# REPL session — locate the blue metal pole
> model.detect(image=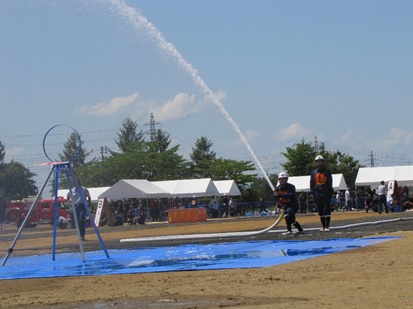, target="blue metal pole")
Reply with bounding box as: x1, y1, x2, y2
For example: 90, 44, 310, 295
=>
1, 166, 54, 266
68, 168, 110, 259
